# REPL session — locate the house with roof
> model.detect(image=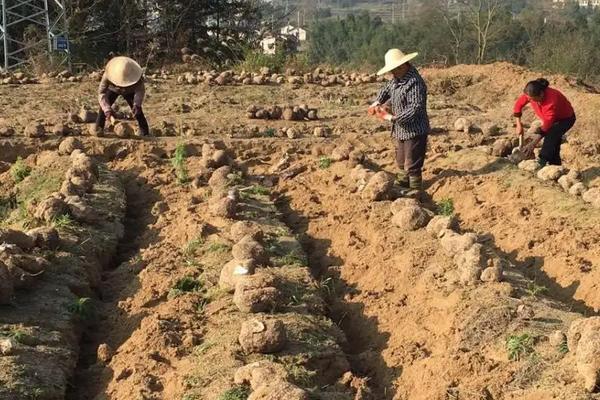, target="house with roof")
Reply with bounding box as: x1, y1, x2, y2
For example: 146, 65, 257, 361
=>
281, 24, 307, 42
